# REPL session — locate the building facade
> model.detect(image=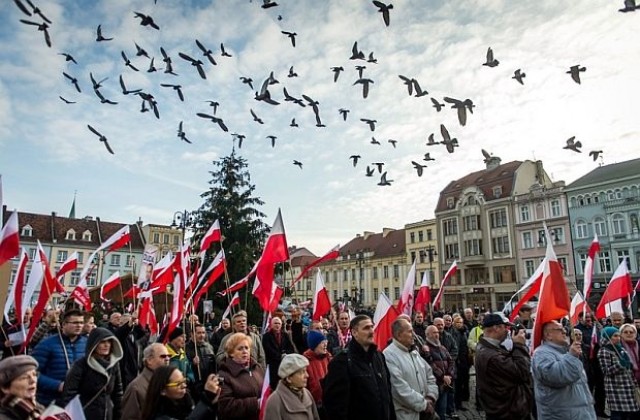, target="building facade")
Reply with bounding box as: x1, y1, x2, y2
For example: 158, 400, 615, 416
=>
405, 219, 440, 289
